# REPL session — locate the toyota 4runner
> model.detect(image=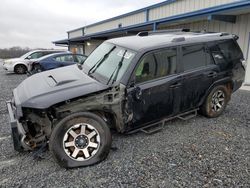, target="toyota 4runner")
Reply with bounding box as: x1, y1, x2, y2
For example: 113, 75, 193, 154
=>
6, 29, 245, 168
